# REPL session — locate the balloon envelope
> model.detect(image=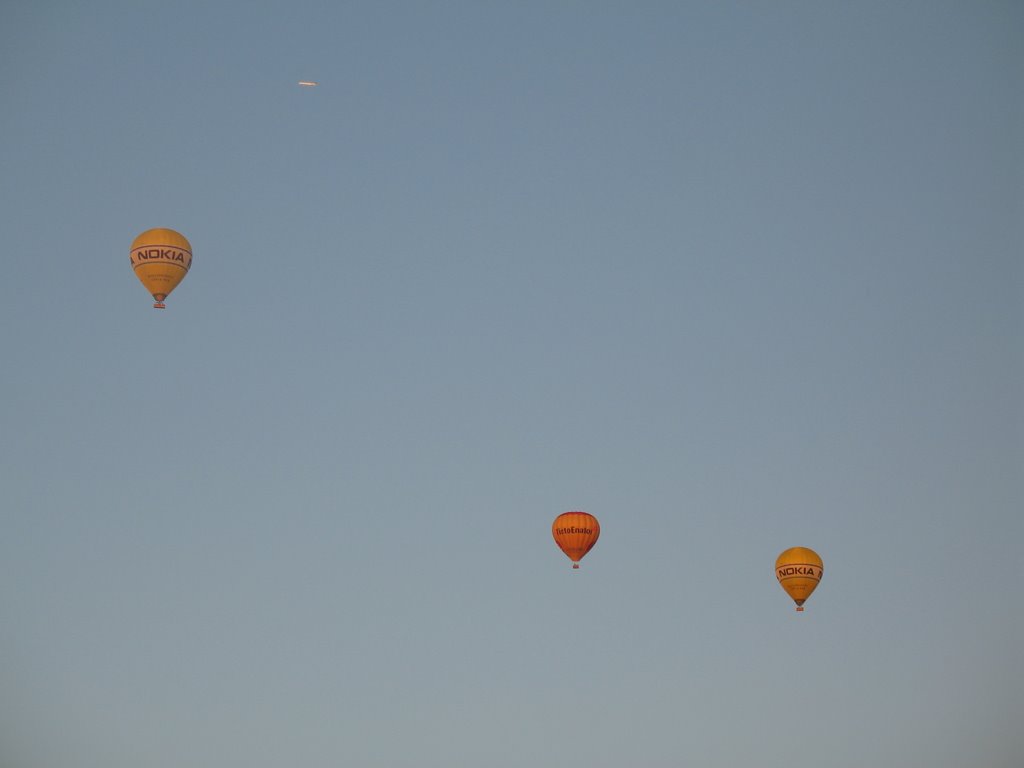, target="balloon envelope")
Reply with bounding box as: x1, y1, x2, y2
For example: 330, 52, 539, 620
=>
130, 228, 192, 308
775, 546, 823, 611
552, 511, 600, 569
